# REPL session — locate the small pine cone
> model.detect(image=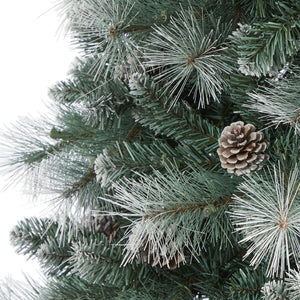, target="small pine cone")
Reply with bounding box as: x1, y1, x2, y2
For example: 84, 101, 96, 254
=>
217, 121, 269, 176
91, 215, 120, 243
